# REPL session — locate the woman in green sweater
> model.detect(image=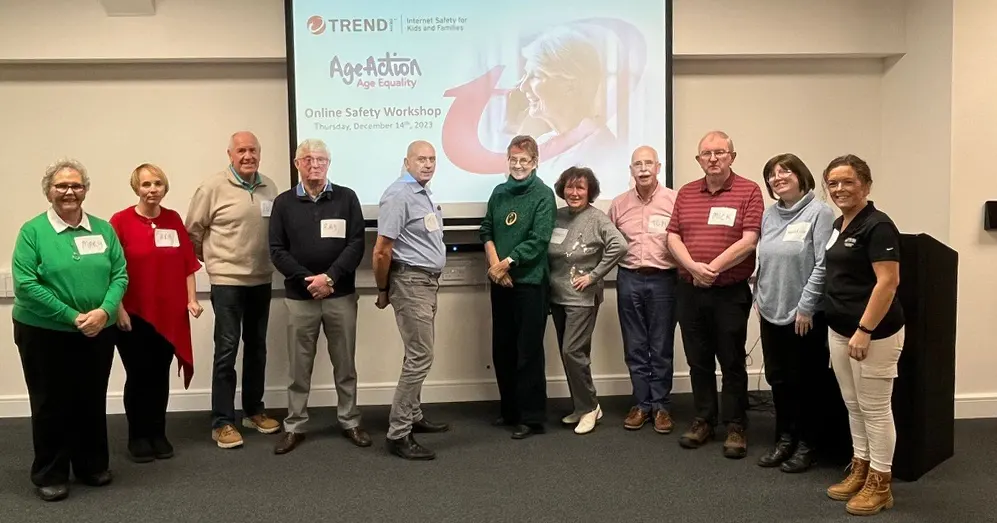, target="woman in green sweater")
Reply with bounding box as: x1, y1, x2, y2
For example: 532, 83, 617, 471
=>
11, 159, 128, 502
480, 135, 556, 439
